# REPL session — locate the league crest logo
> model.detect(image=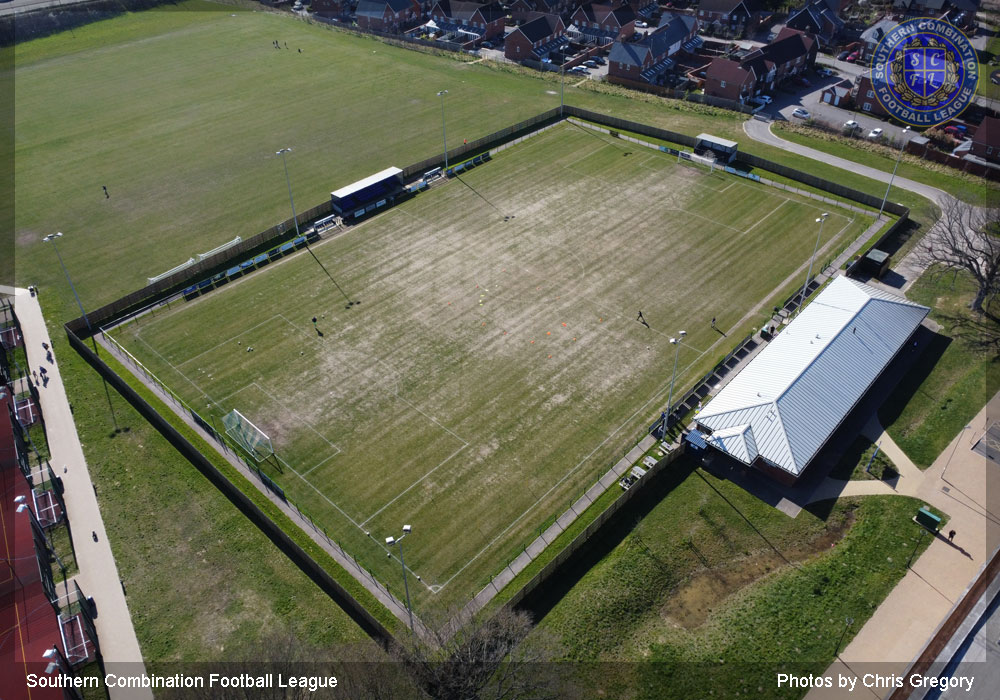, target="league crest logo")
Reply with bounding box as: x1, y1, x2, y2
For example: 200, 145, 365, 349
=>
870, 18, 978, 127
